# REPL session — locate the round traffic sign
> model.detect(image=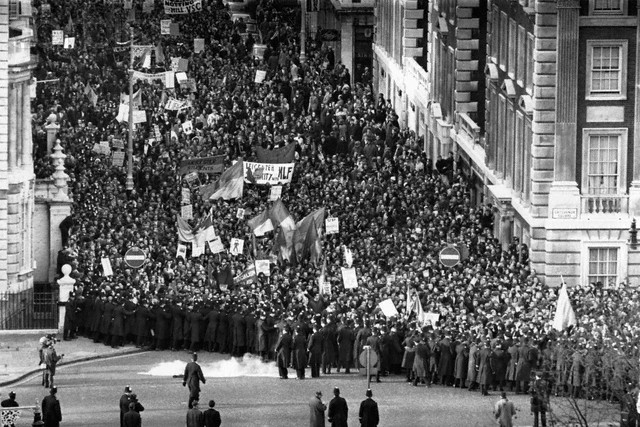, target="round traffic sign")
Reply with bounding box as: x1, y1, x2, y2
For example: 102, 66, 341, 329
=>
439, 246, 460, 268
359, 349, 379, 369
124, 247, 146, 269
